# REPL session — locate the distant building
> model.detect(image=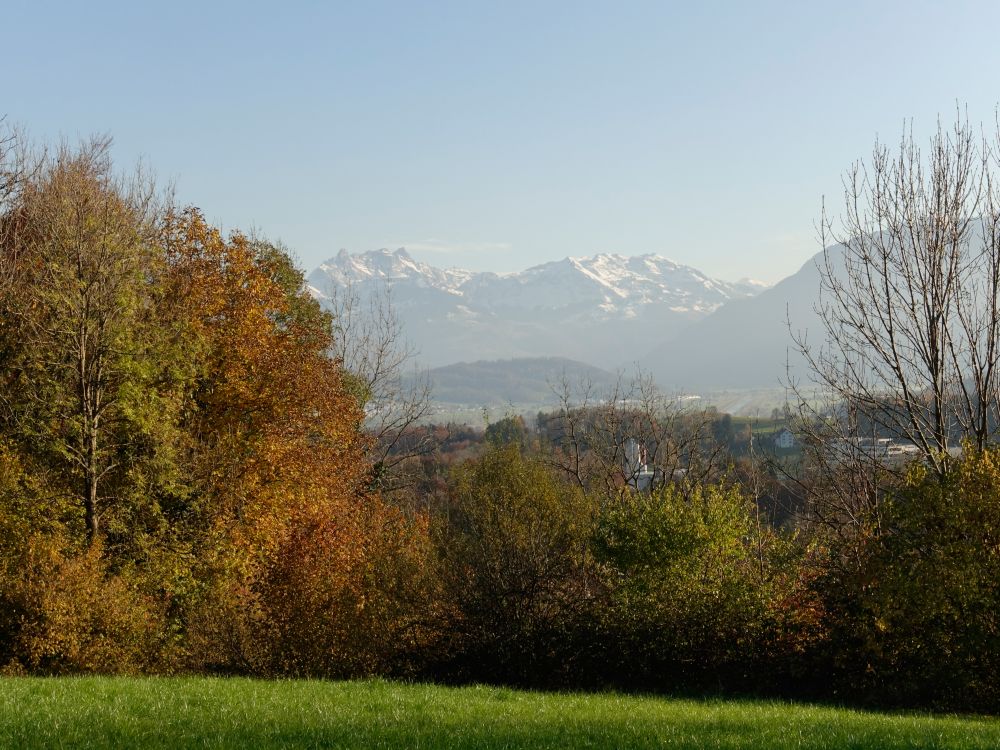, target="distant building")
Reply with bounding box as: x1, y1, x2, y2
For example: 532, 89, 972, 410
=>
774, 428, 796, 449
886, 441, 921, 460
624, 438, 657, 490
624, 438, 683, 491
827, 437, 924, 466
